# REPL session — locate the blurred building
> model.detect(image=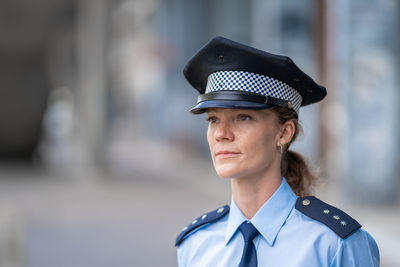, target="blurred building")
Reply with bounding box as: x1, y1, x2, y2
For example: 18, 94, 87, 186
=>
0, 0, 399, 203
1, 0, 400, 266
